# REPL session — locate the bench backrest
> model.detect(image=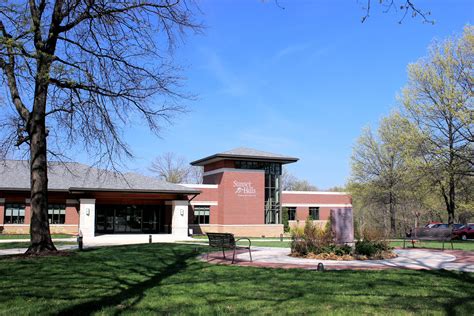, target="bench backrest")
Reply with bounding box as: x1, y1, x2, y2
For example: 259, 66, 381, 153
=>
206, 233, 236, 248
413, 227, 452, 239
